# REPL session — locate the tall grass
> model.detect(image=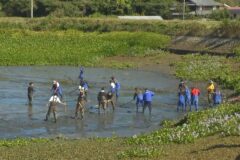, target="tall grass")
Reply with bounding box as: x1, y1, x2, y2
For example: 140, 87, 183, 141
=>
0, 18, 239, 38
0, 30, 170, 66
0, 17, 221, 36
